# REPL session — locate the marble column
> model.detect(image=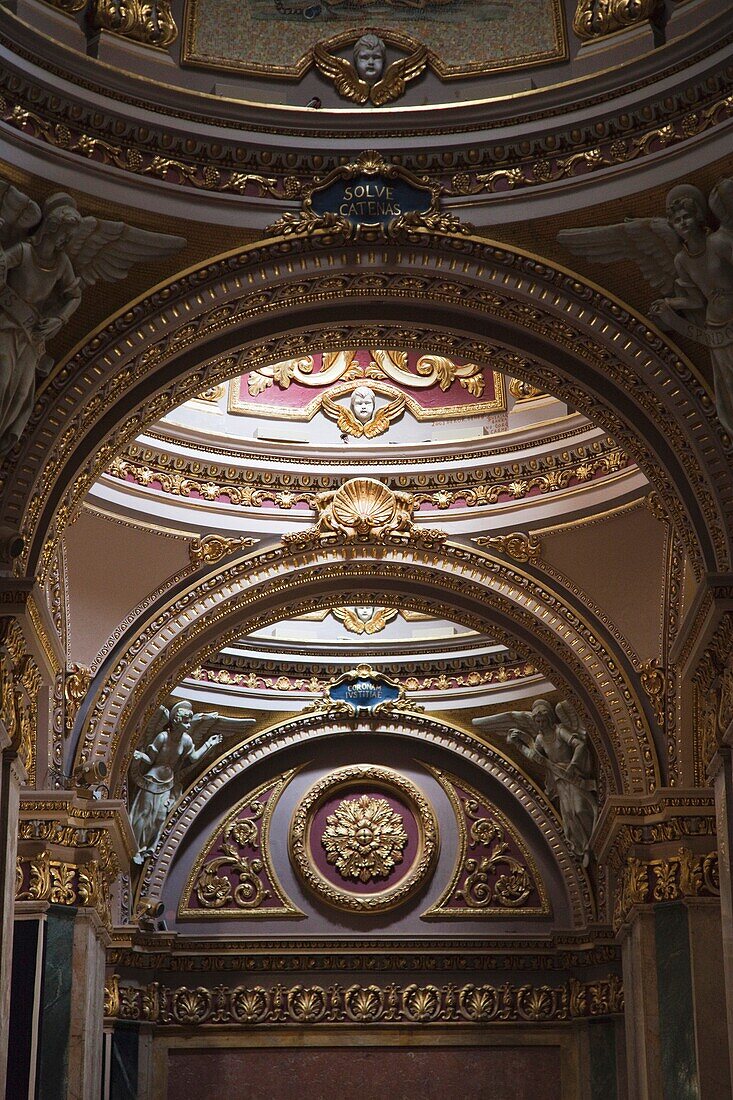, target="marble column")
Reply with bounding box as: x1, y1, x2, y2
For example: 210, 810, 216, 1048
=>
620, 898, 731, 1099
68, 910, 110, 1100
0, 728, 26, 1097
